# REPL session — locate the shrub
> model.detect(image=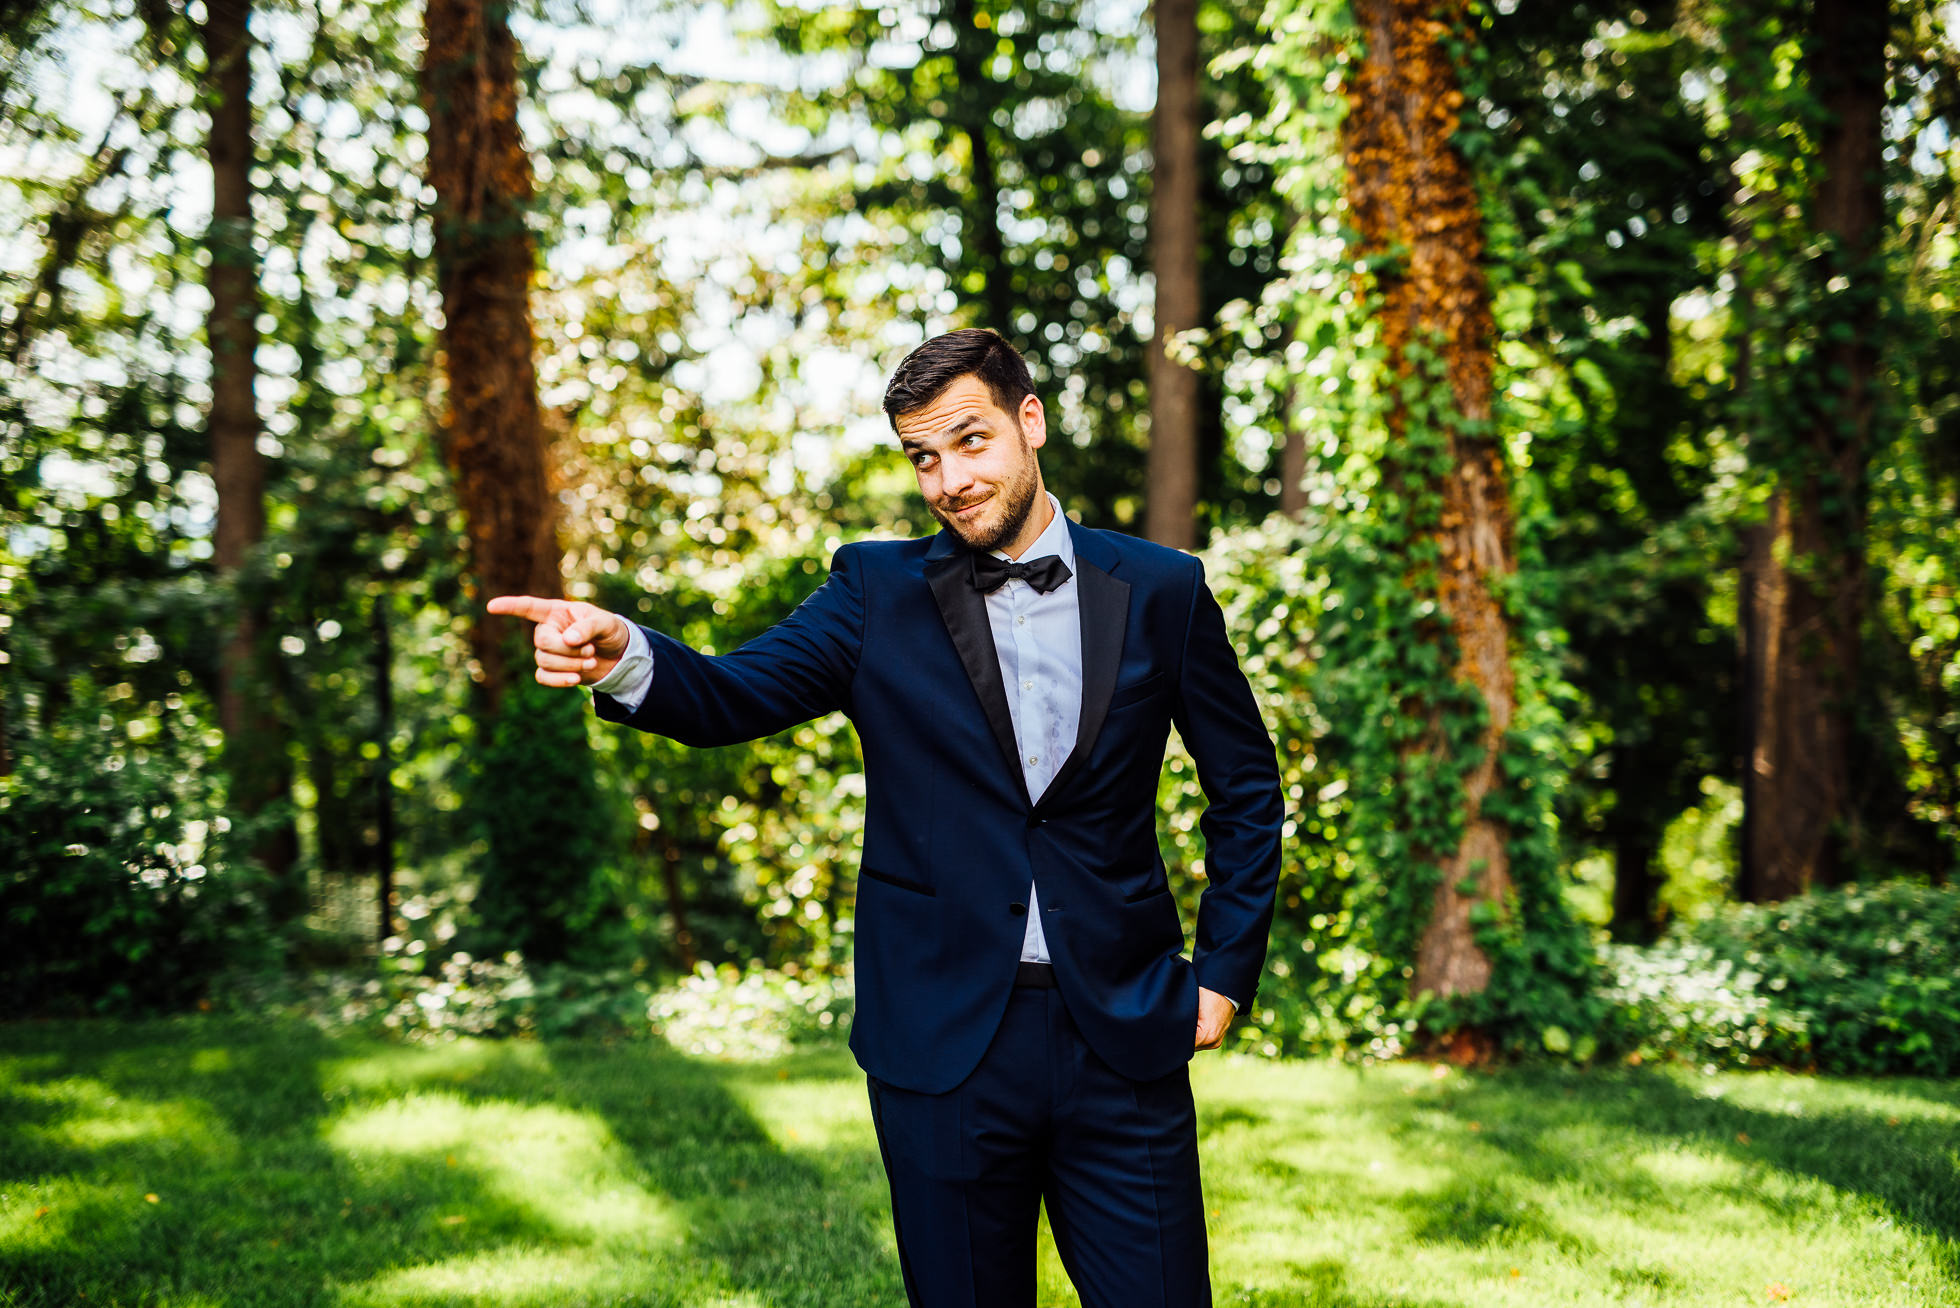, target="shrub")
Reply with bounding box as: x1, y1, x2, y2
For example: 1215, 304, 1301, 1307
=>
238, 947, 851, 1056
1601, 881, 1960, 1075
0, 686, 273, 1015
